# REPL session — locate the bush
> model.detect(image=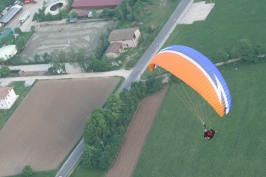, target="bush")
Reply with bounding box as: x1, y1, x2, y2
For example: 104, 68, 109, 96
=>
22, 165, 33, 177
0, 65, 11, 77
